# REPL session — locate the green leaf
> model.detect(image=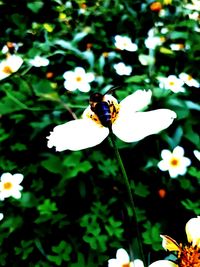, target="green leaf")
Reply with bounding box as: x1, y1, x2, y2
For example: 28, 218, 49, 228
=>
27, 1, 44, 13
41, 155, 64, 174
125, 74, 148, 83
37, 199, 58, 215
